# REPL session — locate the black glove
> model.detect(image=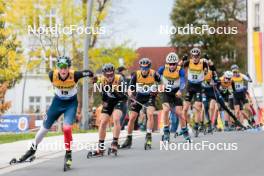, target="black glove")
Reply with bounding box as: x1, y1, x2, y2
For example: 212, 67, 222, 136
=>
182, 54, 188, 61
203, 54, 209, 60
83, 70, 94, 77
